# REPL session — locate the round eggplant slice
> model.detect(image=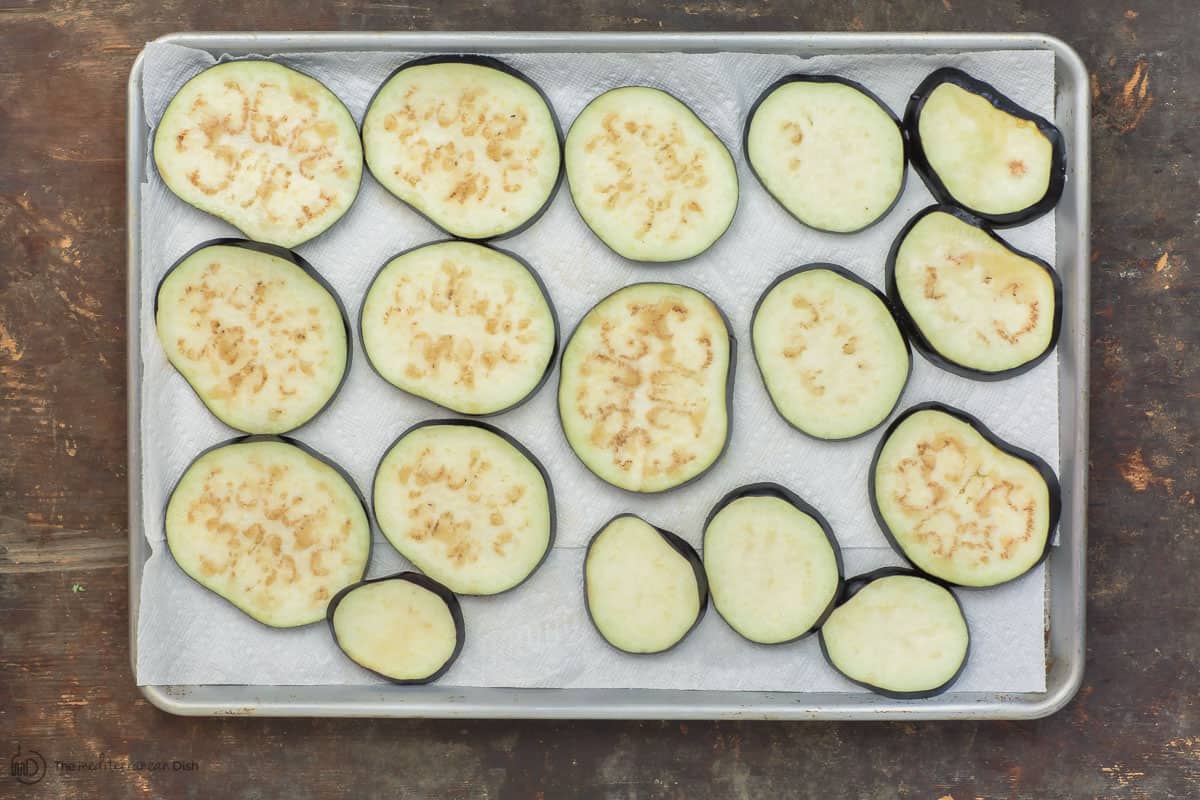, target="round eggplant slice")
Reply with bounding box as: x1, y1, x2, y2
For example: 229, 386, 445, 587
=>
905, 67, 1066, 226
362, 56, 562, 240
870, 403, 1061, 587
558, 283, 734, 493
164, 437, 371, 628
360, 241, 558, 415
752, 264, 910, 440
584, 514, 707, 654
702, 484, 843, 645
327, 572, 464, 684
153, 60, 363, 248
819, 568, 969, 699
156, 240, 350, 434
745, 75, 906, 233
373, 421, 554, 595
887, 206, 1062, 380
564, 86, 738, 262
